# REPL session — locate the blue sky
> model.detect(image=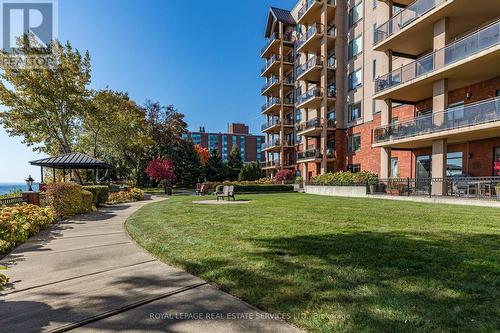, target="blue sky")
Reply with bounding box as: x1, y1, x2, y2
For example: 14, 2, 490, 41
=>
0, 0, 293, 182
